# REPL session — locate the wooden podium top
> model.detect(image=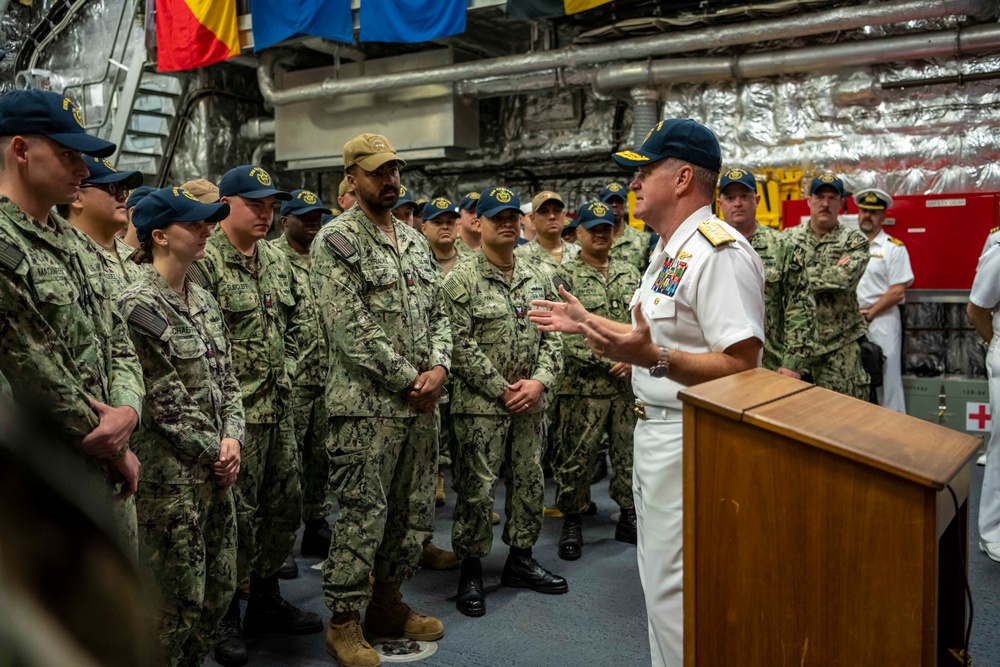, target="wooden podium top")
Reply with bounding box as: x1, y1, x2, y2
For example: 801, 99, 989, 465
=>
679, 368, 982, 490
